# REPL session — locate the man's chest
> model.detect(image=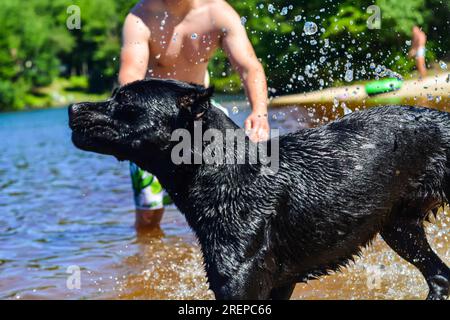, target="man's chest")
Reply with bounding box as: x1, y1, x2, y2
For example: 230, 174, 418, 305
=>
147, 15, 222, 66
